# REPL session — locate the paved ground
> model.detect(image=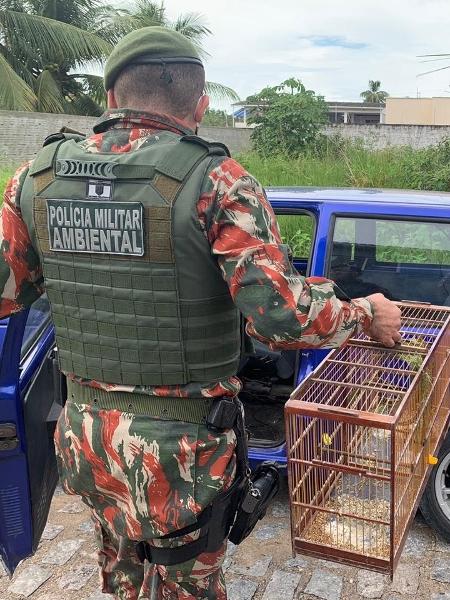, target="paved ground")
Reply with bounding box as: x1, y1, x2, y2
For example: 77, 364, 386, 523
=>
1, 481, 449, 600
